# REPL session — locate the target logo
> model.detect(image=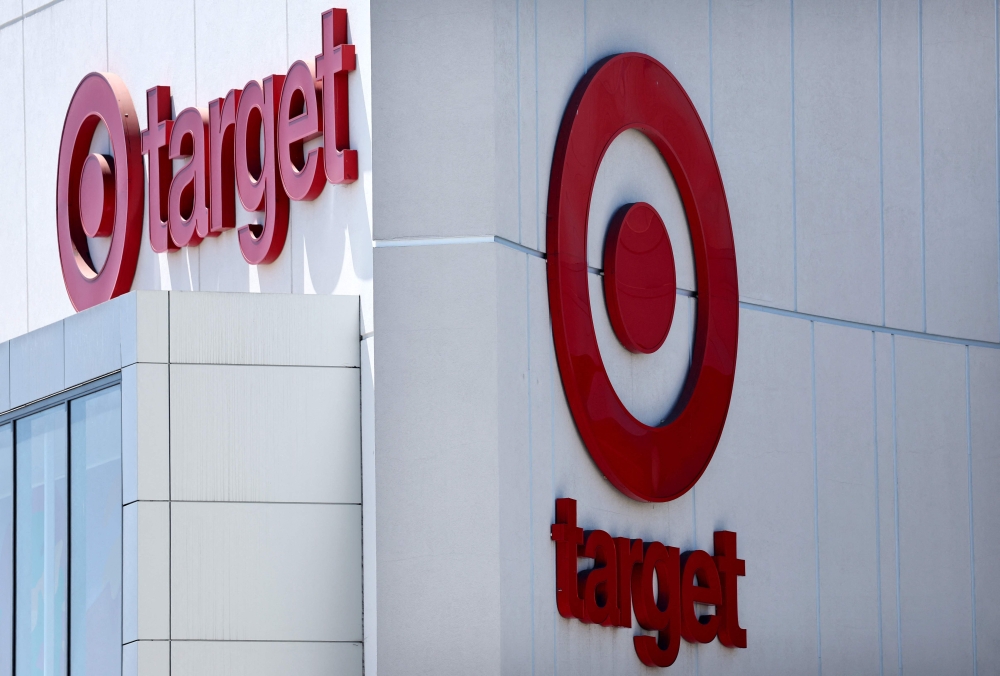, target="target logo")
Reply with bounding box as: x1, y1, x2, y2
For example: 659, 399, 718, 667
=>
56, 72, 145, 312
56, 9, 356, 312
547, 53, 739, 502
